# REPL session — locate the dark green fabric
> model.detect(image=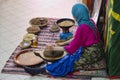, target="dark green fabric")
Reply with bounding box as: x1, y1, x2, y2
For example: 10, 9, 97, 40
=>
105, 0, 120, 76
